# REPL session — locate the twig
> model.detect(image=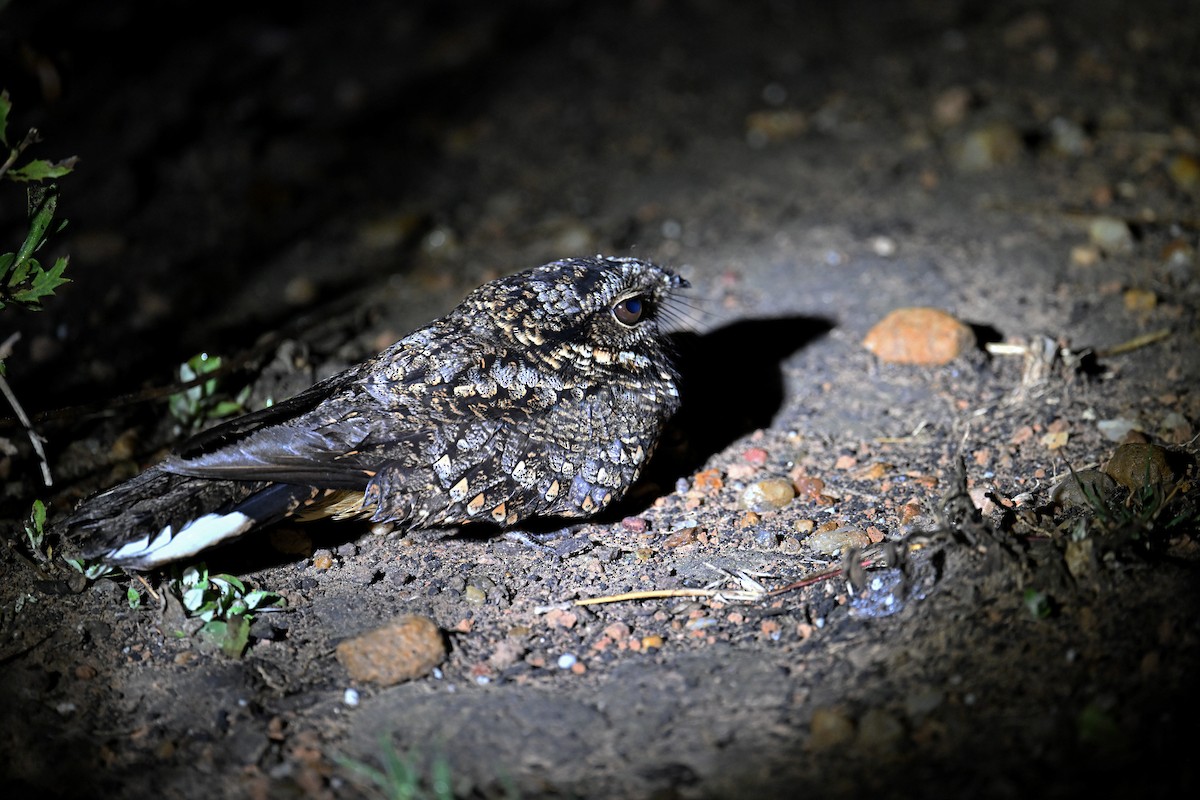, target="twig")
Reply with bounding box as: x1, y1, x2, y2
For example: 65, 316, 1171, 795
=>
1096, 328, 1171, 358
0, 333, 52, 486
0, 128, 41, 182
133, 572, 161, 604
